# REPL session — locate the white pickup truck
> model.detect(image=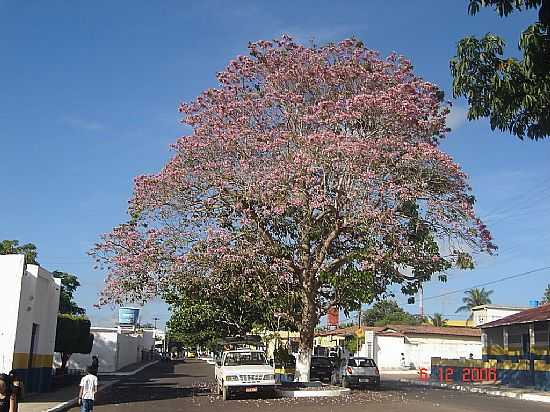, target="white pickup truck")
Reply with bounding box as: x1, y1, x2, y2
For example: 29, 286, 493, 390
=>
214, 349, 276, 400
